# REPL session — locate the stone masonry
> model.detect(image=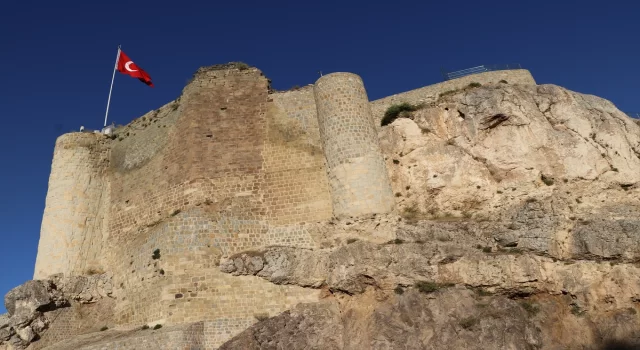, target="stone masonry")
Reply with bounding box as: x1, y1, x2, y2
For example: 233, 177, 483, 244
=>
30, 65, 538, 348
34, 133, 110, 279
314, 73, 395, 217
